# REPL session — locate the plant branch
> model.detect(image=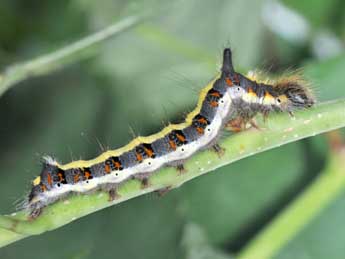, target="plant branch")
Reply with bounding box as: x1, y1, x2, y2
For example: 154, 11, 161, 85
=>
0, 99, 344, 248
0, 13, 147, 97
